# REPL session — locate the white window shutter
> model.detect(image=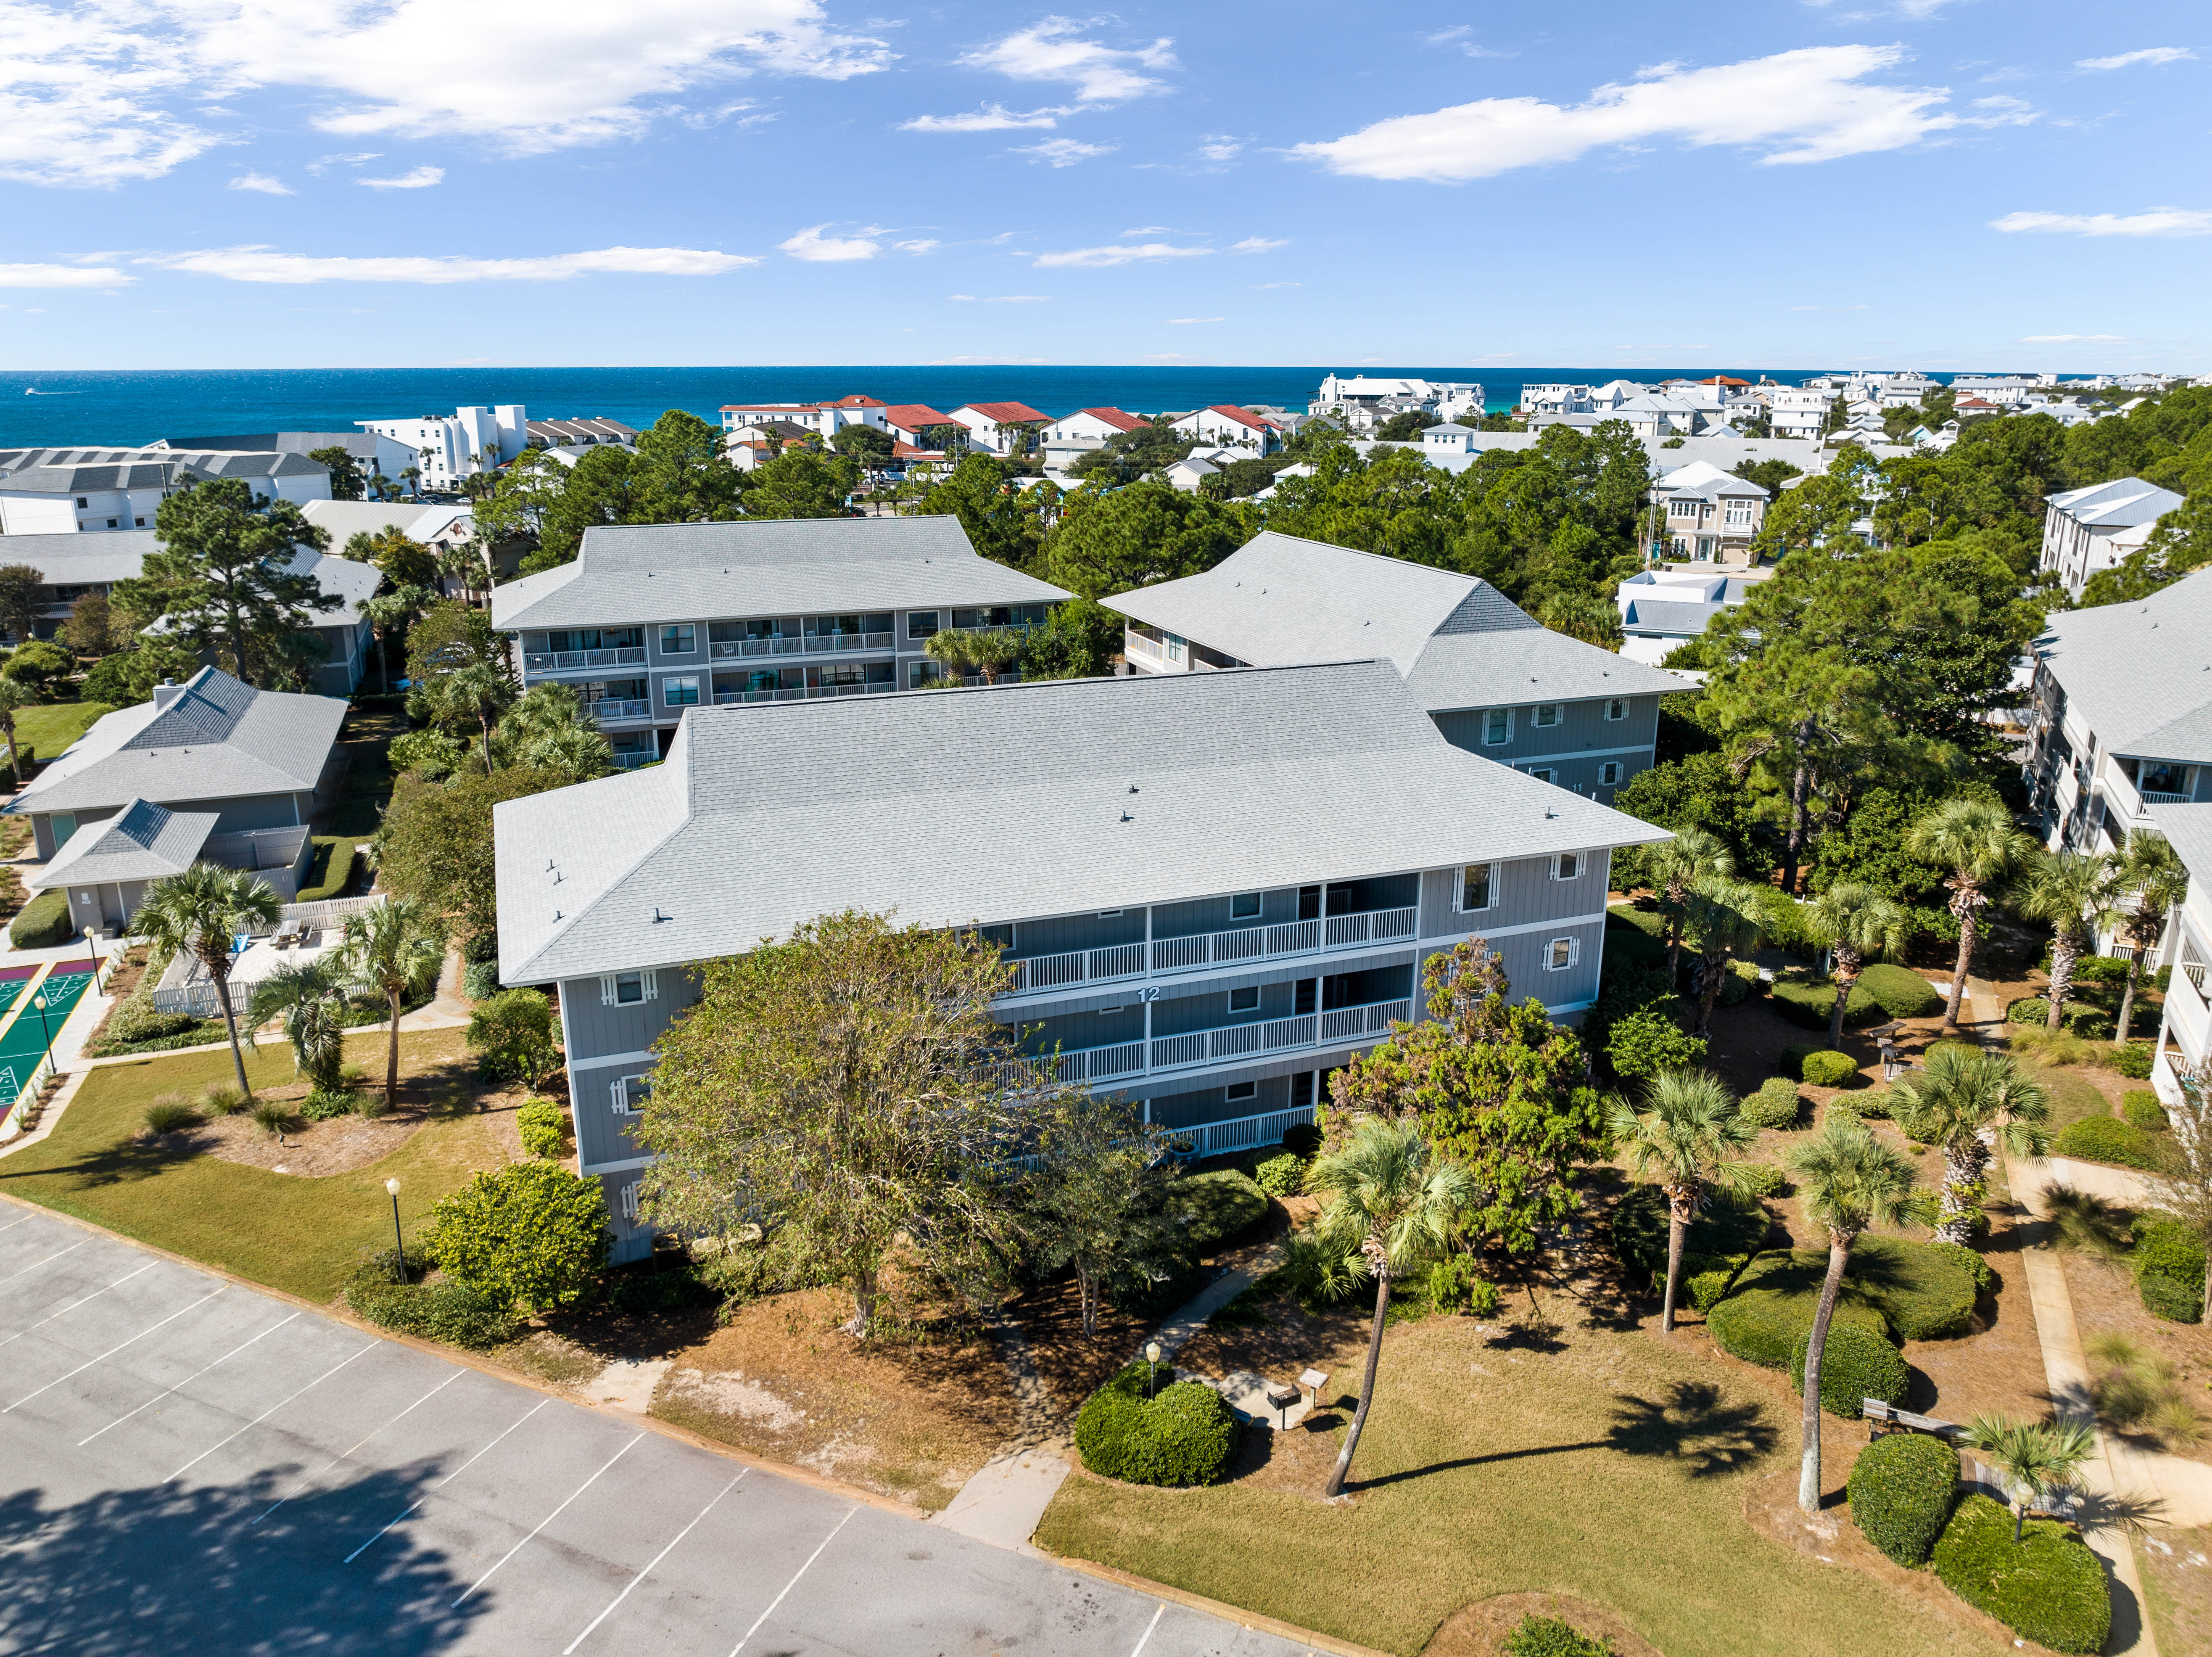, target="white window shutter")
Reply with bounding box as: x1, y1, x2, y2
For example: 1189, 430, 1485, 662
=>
610, 1078, 625, 1114
621, 1182, 640, 1222
642, 968, 658, 1001
1570, 937, 1583, 967
599, 974, 616, 1006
